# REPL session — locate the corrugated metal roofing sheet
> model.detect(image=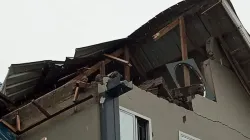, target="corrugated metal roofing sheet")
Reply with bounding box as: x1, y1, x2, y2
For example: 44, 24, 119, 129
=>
0, 38, 126, 103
